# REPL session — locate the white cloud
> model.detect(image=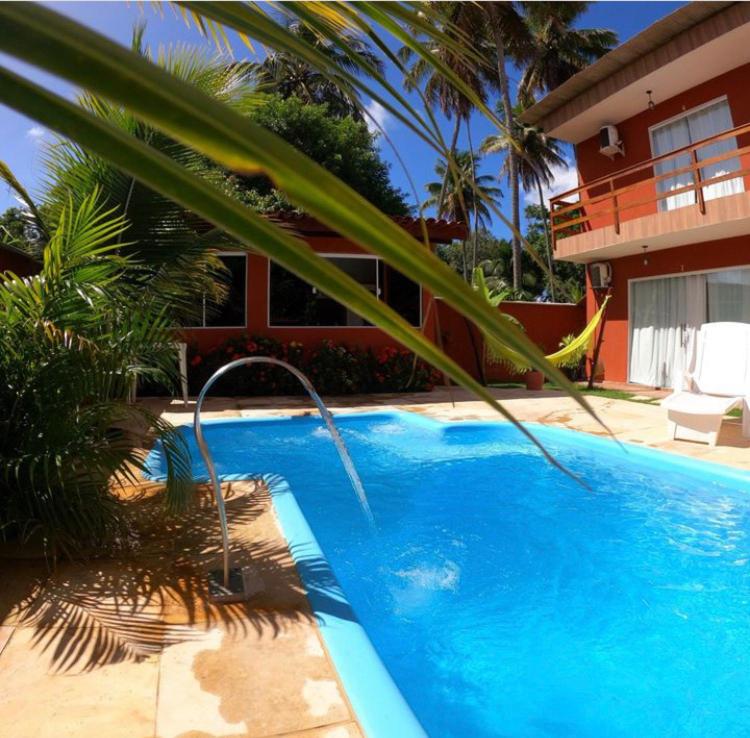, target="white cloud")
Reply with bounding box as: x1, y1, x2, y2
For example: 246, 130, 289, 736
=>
522, 158, 580, 208
26, 125, 46, 142
364, 99, 392, 135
